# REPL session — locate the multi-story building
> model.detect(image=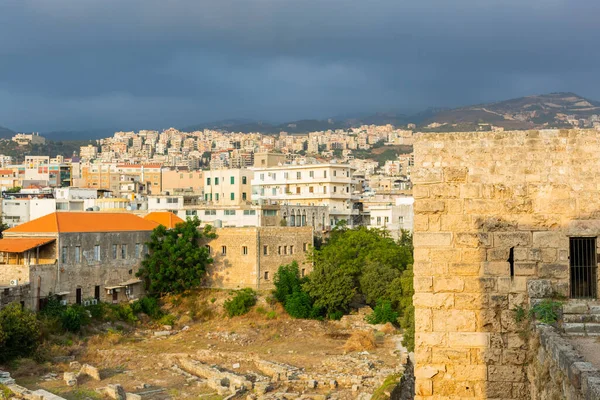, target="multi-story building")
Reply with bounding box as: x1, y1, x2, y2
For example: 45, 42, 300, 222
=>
161, 168, 203, 193
203, 169, 253, 206
366, 196, 414, 239
79, 145, 99, 160
0, 212, 159, 308
12, 132, 46, 146
251, 163, 360, 227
